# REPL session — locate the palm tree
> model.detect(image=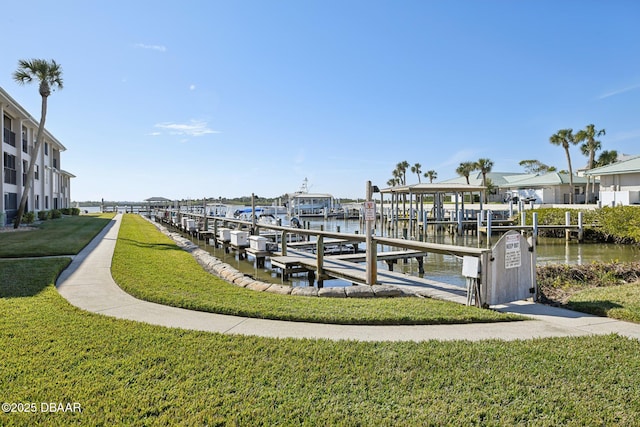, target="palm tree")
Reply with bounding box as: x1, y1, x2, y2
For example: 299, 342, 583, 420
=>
424, 170, 437, 183
396, 161, 409, 185
595, 150, 618, 167
475, 158, 494, 202
411, 163, 422, 183
12, 59, 64, 228
456, 162, 476, 185
549, 128, 578, 204
575, 124, 605, 204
